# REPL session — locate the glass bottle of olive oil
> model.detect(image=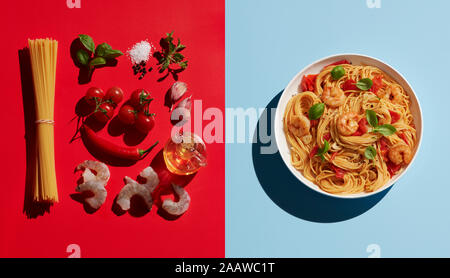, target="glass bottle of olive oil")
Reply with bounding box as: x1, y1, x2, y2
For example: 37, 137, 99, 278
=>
163, 132, 207, 175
